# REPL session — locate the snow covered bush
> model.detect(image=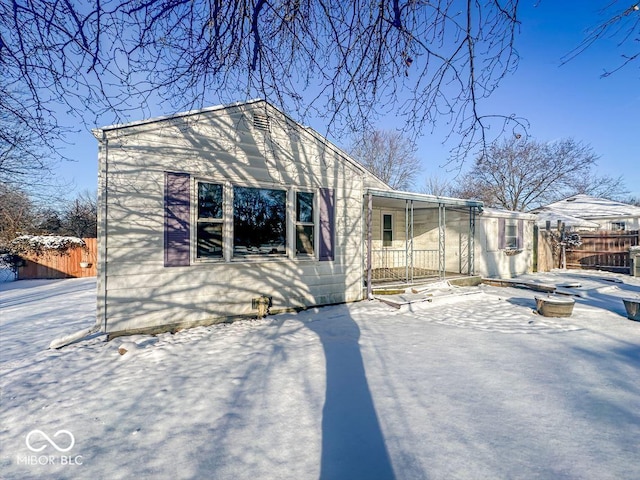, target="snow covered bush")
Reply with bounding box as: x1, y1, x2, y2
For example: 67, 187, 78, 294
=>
0, 253, 19, 282
564, 232, 582, 248
10, 235, 86, 256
